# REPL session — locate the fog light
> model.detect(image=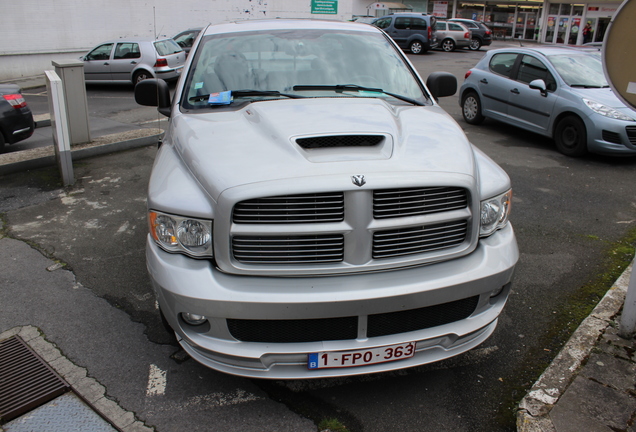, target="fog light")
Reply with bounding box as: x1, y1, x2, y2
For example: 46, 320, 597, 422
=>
490, 286, 504, 298
182, 313, 208, 326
